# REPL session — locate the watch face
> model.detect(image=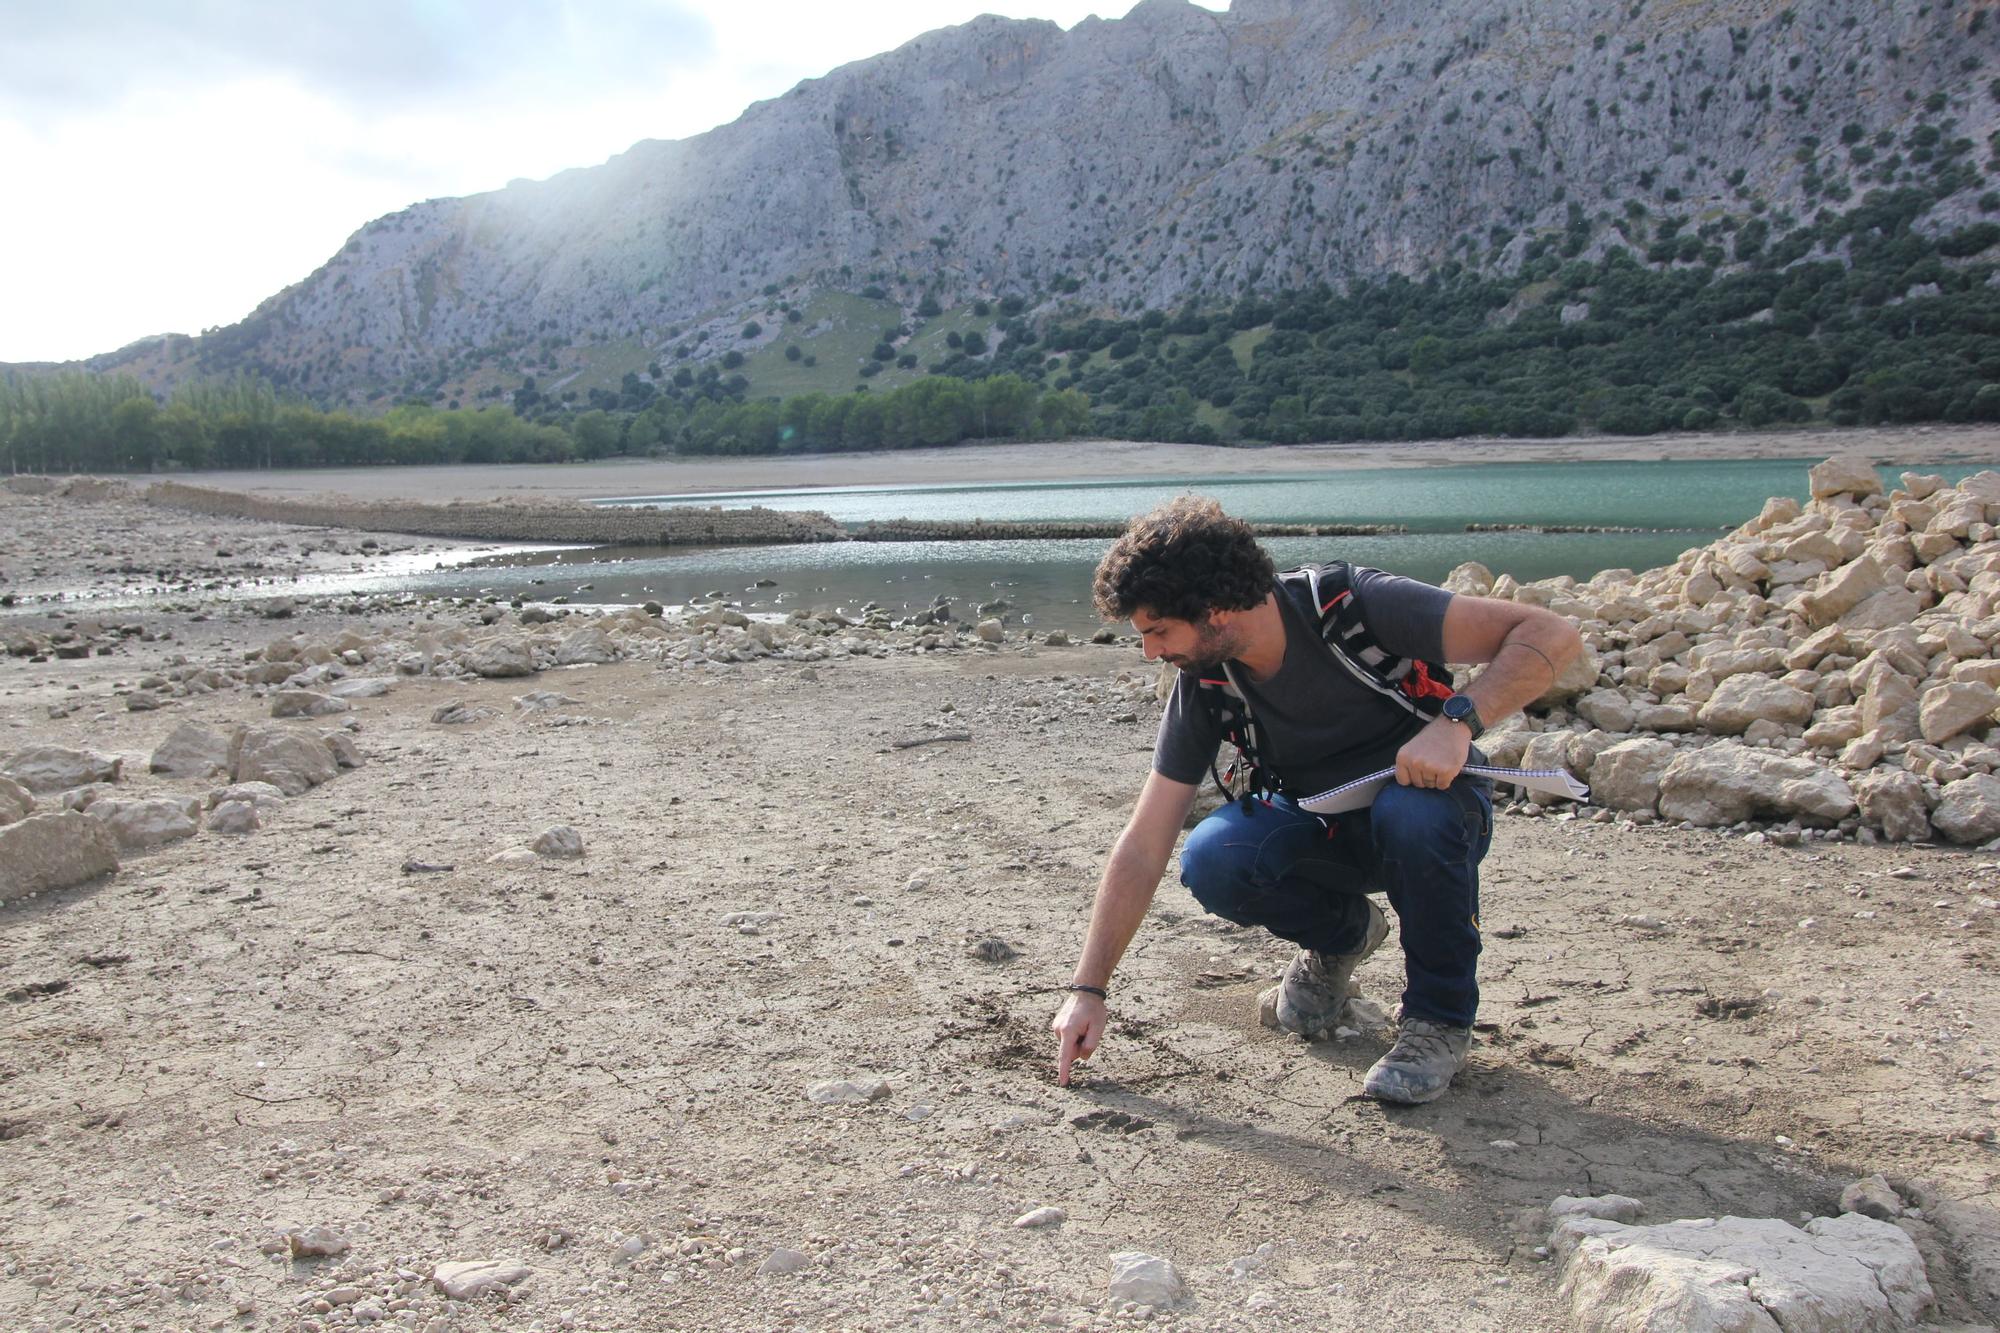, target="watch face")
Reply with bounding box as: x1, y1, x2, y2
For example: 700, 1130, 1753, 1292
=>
1444, 696, 1471, 721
